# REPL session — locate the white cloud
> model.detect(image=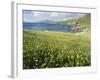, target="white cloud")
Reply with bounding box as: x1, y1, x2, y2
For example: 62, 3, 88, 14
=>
50, 12, 59, 17
23, 10, 87, 22
32, 12, 41, 17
